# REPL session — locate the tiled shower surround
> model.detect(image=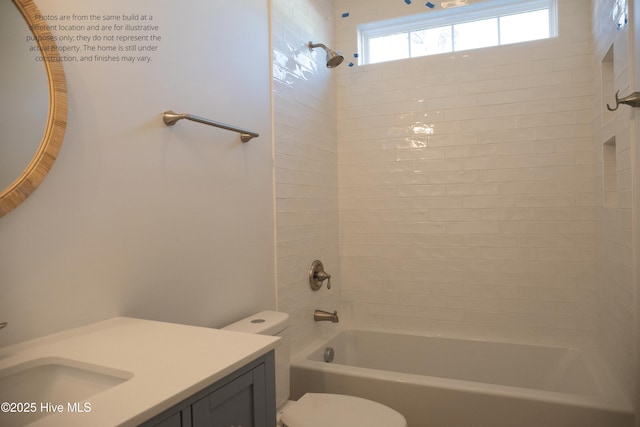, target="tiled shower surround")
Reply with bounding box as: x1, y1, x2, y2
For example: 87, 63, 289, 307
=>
272, 0, 340, 352
592, 0, 635, 406
335, 0, 595, 347
273, 0, 637, 408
